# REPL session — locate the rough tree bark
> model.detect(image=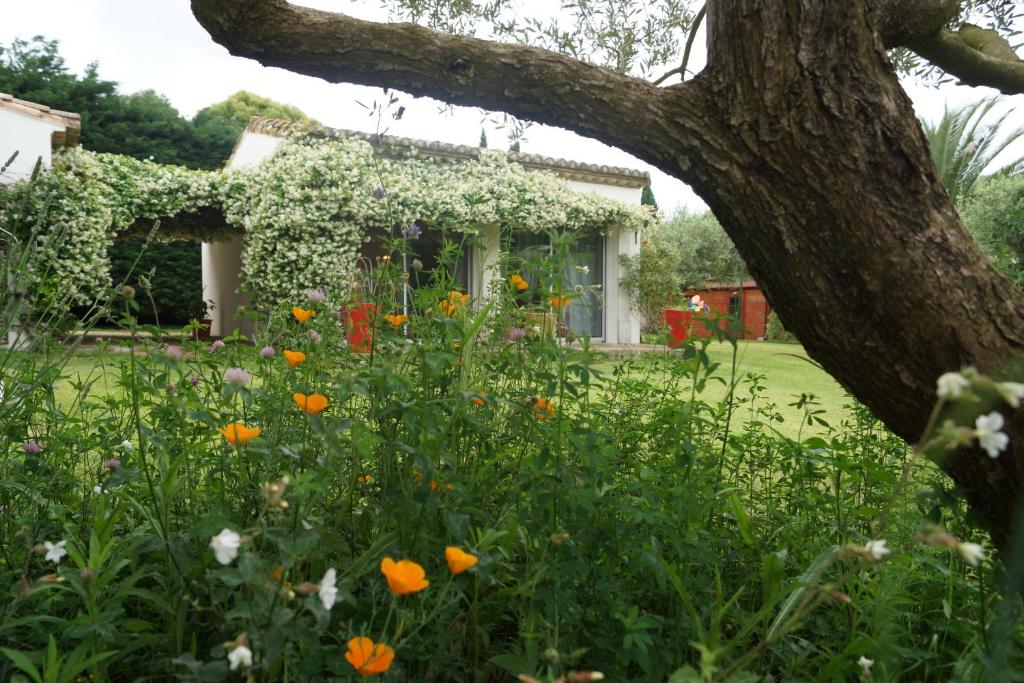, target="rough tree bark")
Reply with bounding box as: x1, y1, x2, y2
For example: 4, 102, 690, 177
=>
190, 0, 1024, 552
